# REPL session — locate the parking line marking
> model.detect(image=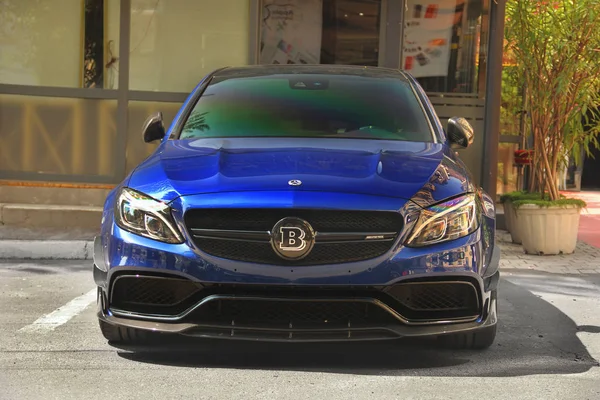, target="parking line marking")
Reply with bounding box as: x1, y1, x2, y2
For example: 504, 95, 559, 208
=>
19, 288, 97, 333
